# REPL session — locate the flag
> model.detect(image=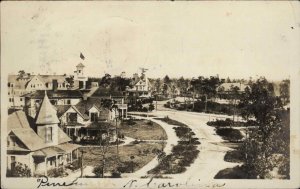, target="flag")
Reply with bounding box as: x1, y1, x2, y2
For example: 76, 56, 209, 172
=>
80, 52, 85, 60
